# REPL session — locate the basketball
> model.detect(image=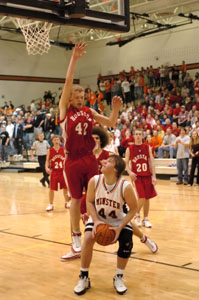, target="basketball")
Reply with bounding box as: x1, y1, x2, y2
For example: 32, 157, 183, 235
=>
94, 223, 115, 246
